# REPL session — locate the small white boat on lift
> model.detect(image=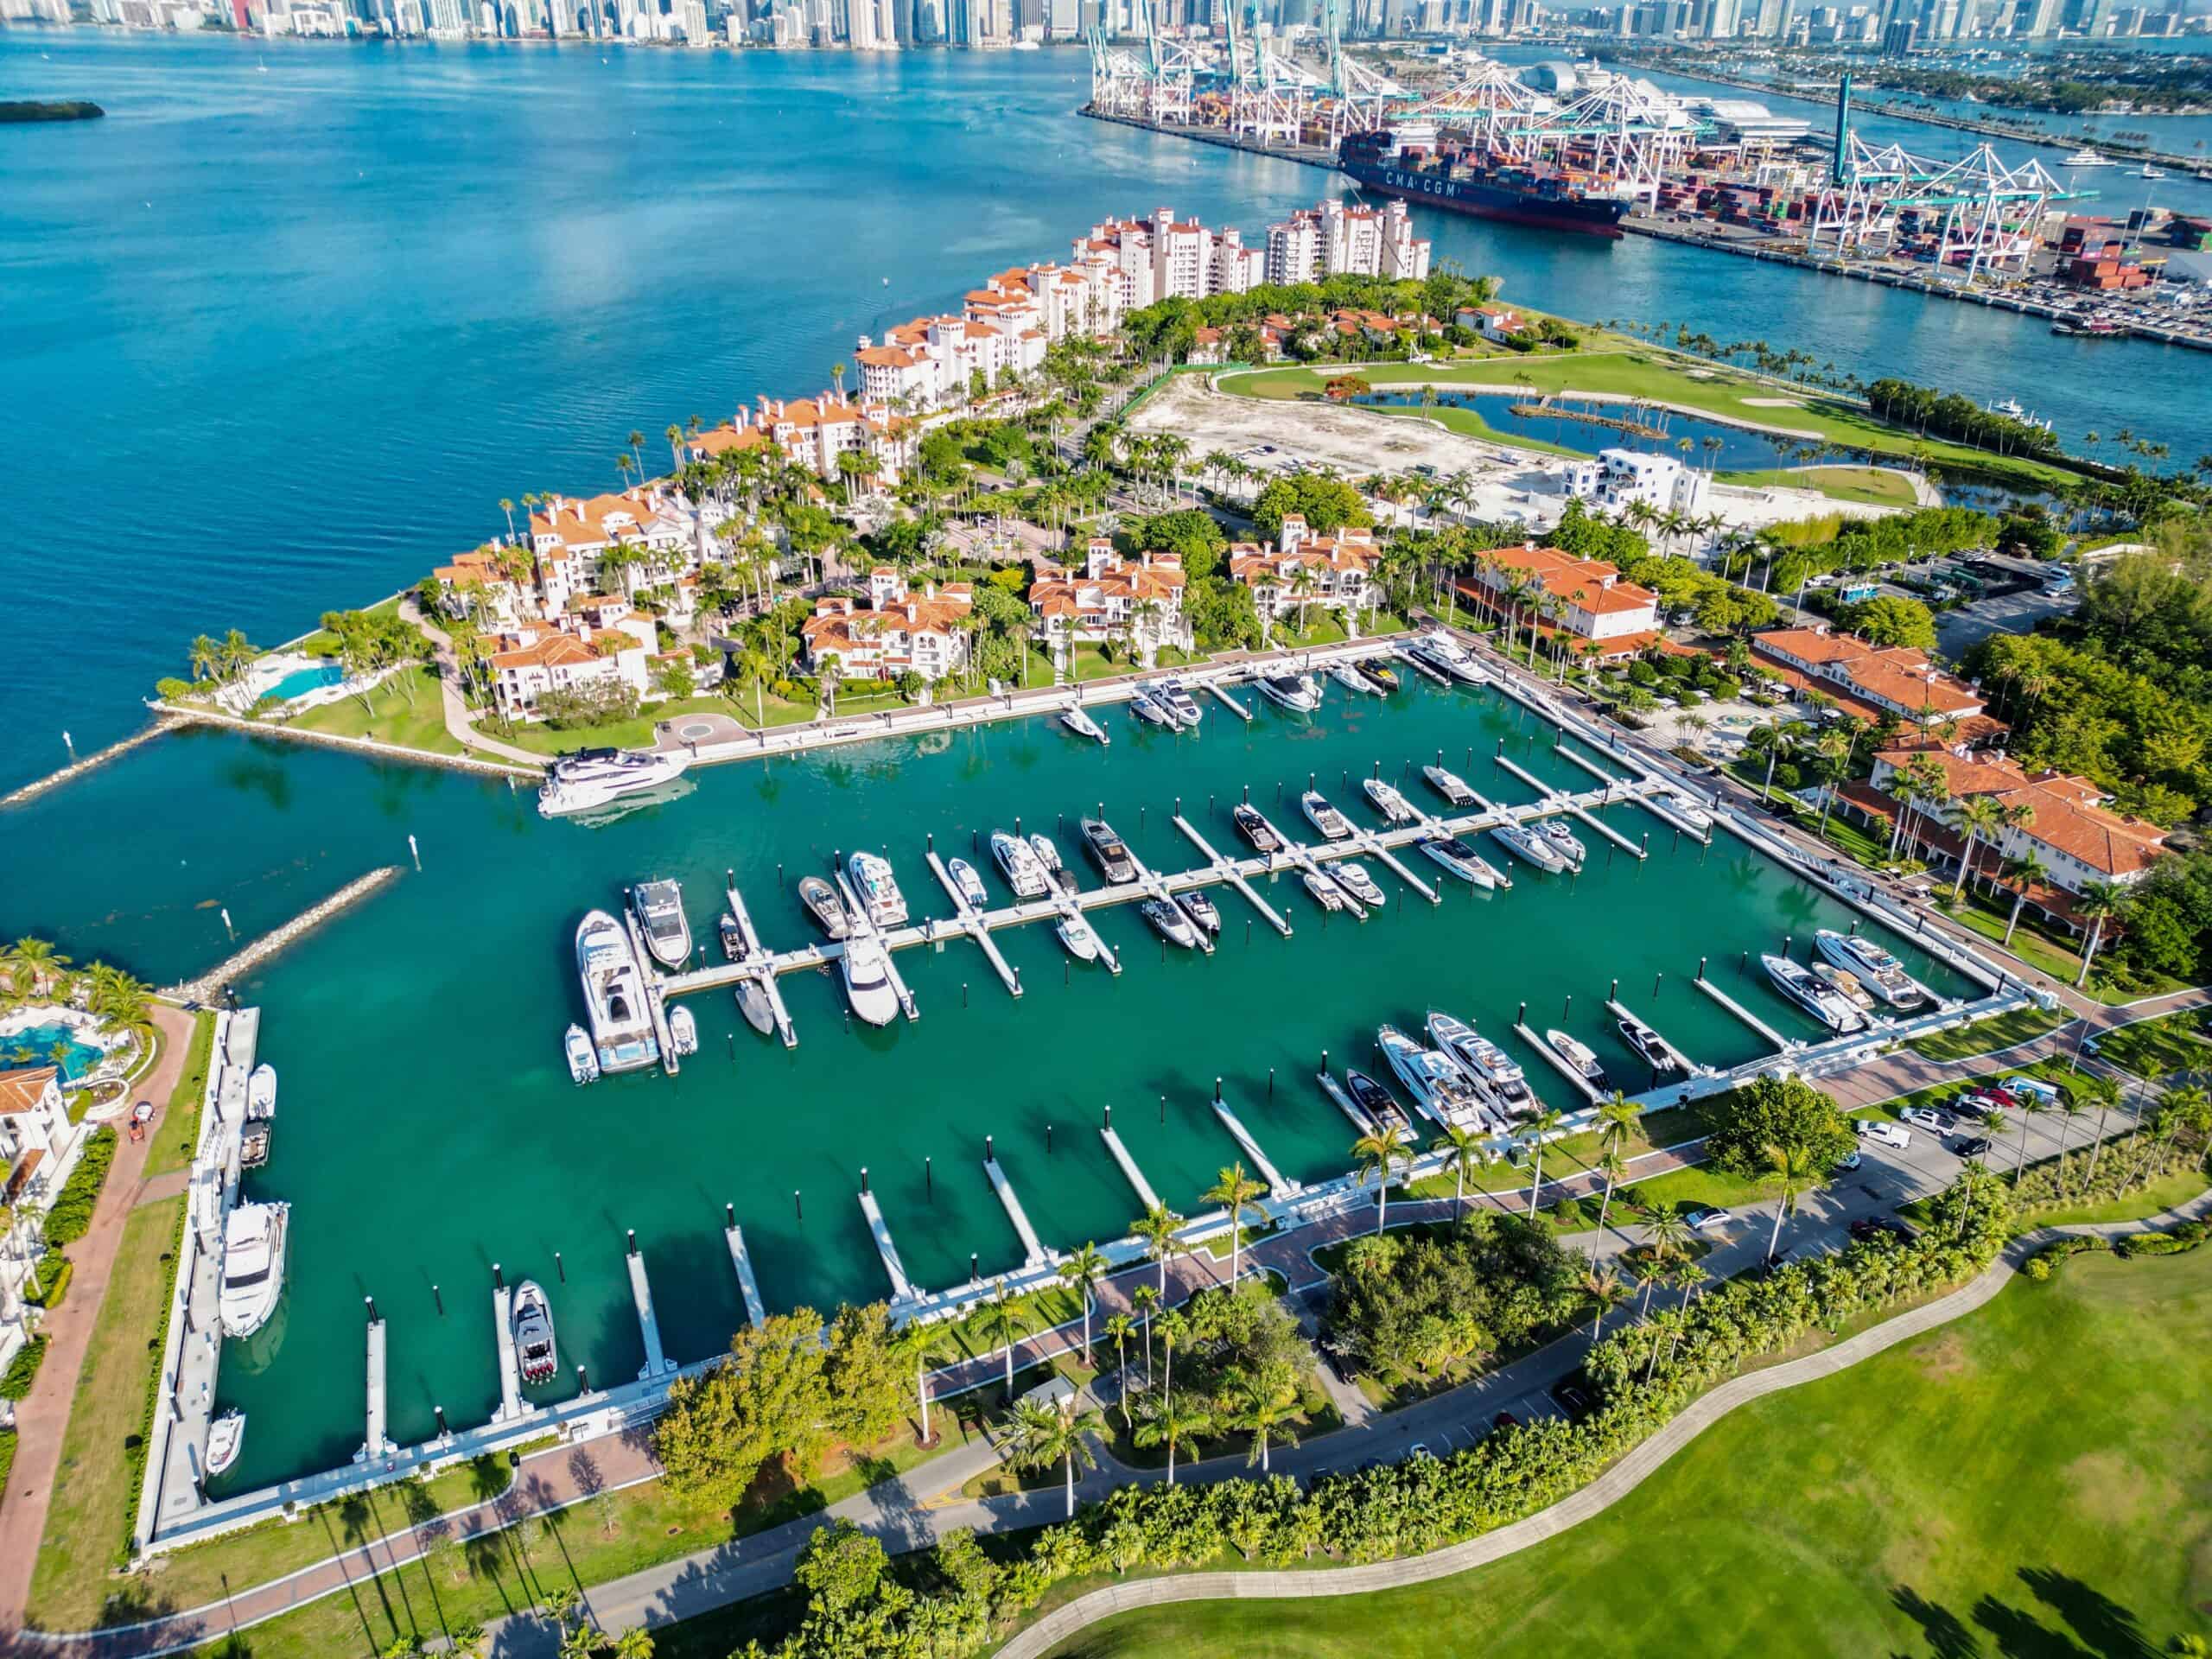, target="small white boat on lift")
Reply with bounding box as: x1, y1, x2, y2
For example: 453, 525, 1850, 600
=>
513, 1280, 559, 1386
1331, 660, 1383, 696
1363, 778, 1416, 823
847, 852, 908, 928
246, 1063, 276, 1120
990, 831, 1050, 899
948, 858, 989, 911
1061, 705, 1110, 746
204, 1409, 245, 1478
563, 1024, 599, 1084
